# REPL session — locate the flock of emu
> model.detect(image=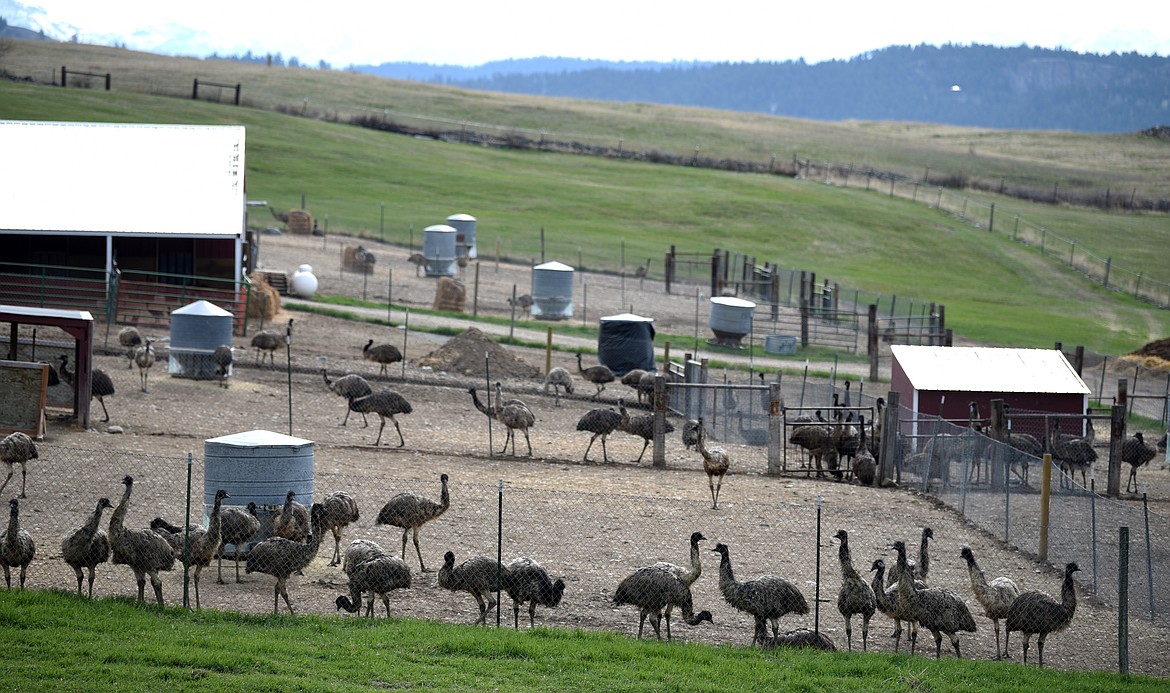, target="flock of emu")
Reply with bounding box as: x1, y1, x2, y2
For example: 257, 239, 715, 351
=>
0, 437, 1080, 664
7, 321, 1147, 667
